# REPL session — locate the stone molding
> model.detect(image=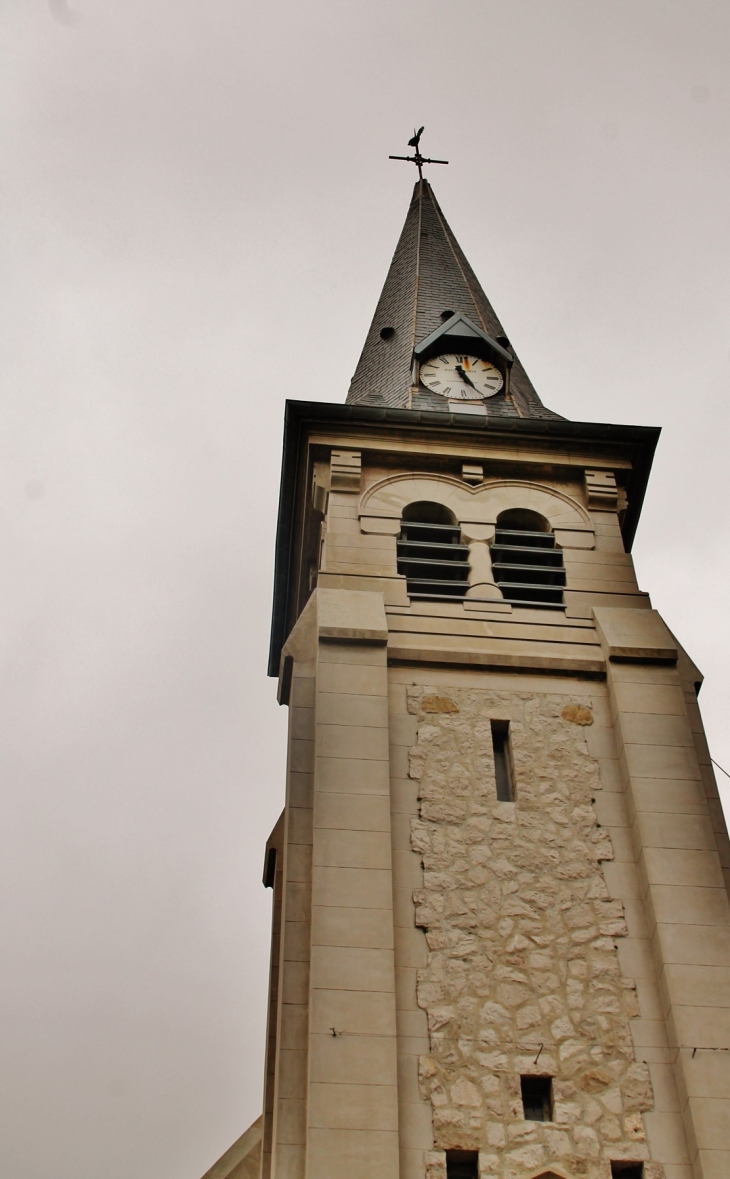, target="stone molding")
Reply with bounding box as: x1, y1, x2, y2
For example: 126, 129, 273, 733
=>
358, 474, 595, 549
